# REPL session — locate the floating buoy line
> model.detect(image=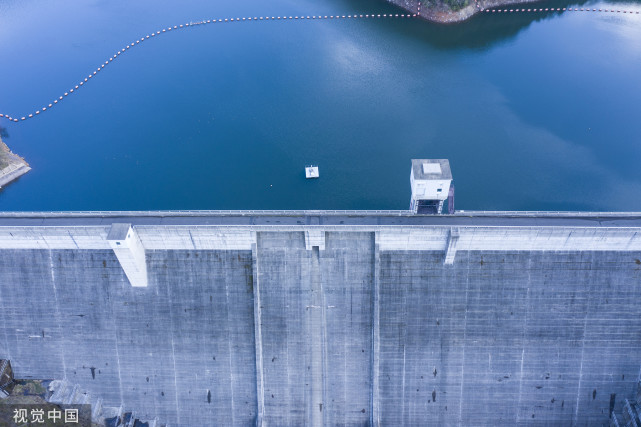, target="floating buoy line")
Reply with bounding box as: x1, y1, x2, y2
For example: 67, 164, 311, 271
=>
474, 0, 641, 14
0, 14, 420, 123
0, 8, 638, 124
